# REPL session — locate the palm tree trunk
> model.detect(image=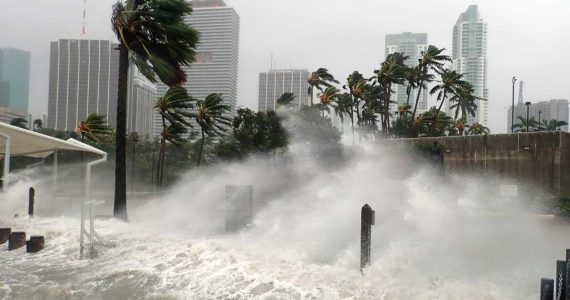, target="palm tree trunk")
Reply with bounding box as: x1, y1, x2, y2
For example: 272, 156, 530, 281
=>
310, 86, 314, 106
130, 141, 136, 195
435, 91, 447, 120
157, 115, 167, 186
113, 44, 128, 221
198, 129, 205, 167
411, 81, 423, 120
